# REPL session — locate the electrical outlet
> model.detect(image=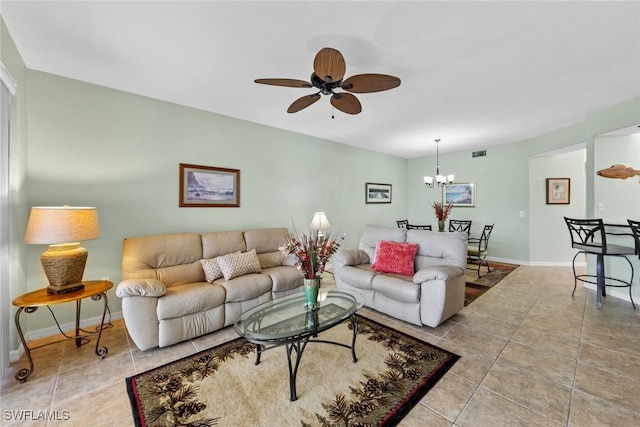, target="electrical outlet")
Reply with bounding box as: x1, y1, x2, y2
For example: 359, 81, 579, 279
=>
519, 211, 525, 218
597, 203, 604, 212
